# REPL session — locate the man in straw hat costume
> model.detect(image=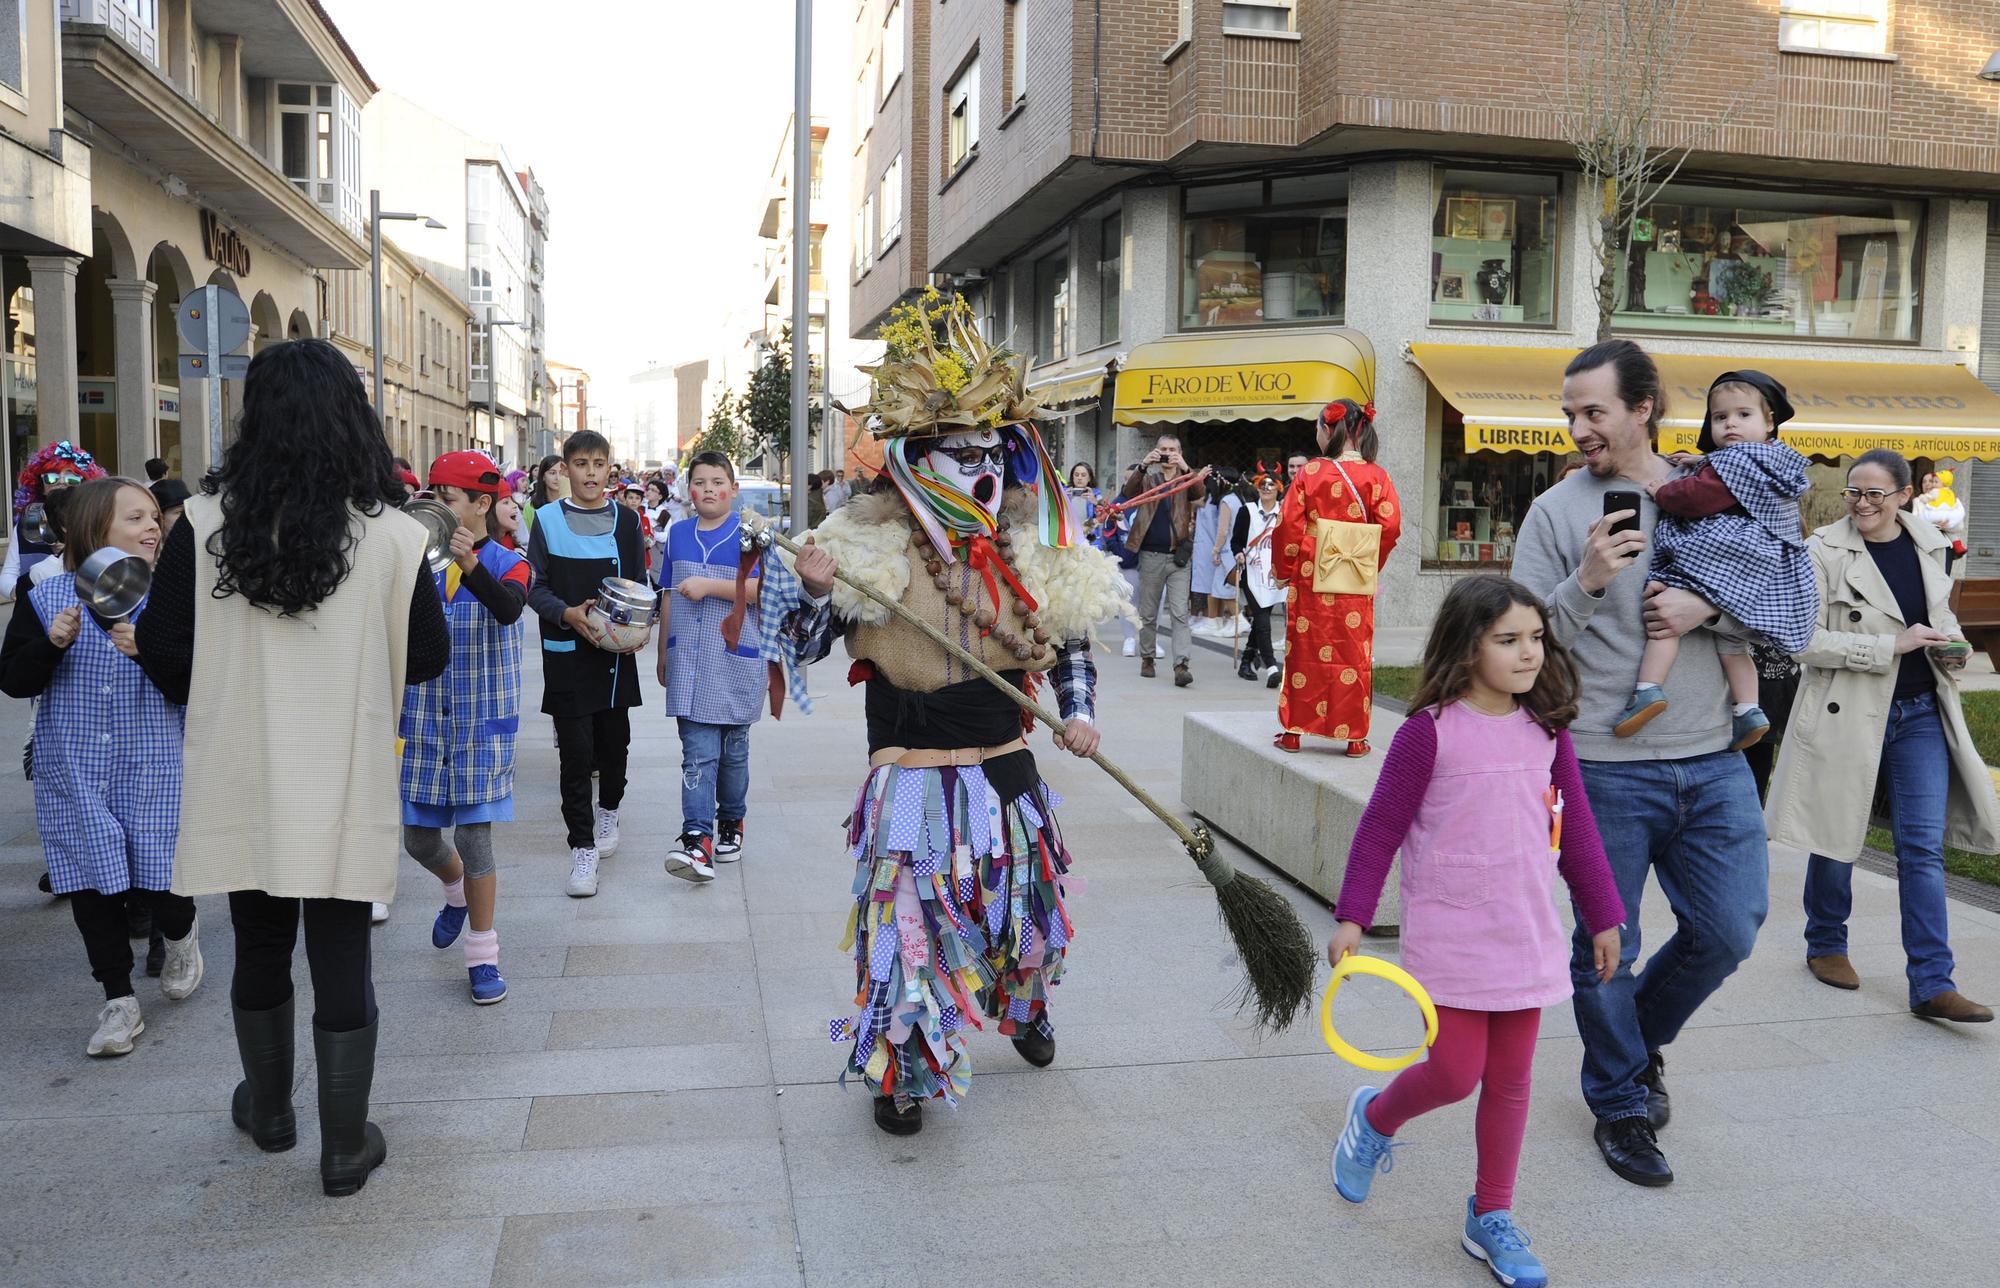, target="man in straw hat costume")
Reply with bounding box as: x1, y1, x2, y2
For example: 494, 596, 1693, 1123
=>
775, 299, 1131, 1135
